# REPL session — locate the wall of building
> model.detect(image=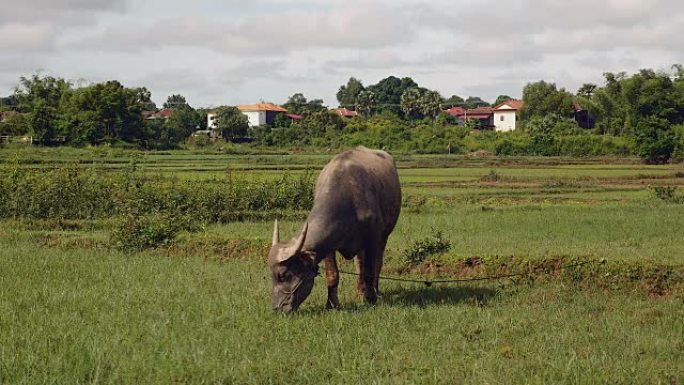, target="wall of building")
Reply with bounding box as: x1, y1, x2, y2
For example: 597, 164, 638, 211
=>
207, 113, 217, 129
243, 111, 265, 127
494, 110, 517, 131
